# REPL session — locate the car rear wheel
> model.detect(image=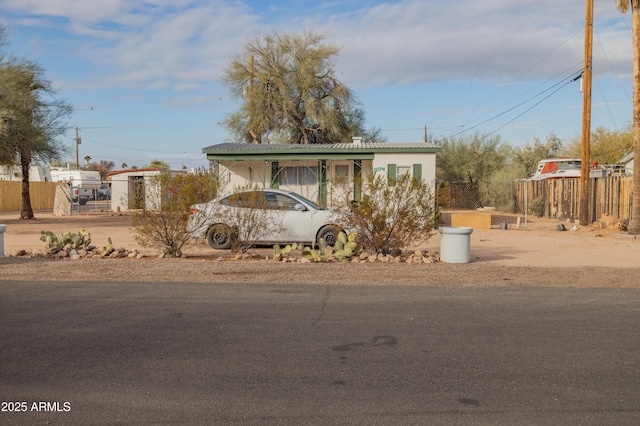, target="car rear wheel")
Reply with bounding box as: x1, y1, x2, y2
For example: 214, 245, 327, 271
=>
206, 224, 233, 250
317, 225, 340, 246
